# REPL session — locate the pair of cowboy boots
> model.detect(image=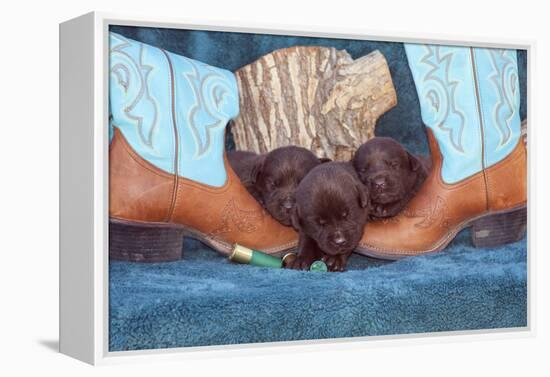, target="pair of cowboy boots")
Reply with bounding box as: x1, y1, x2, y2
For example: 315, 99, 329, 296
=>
108, 33, 526, 262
